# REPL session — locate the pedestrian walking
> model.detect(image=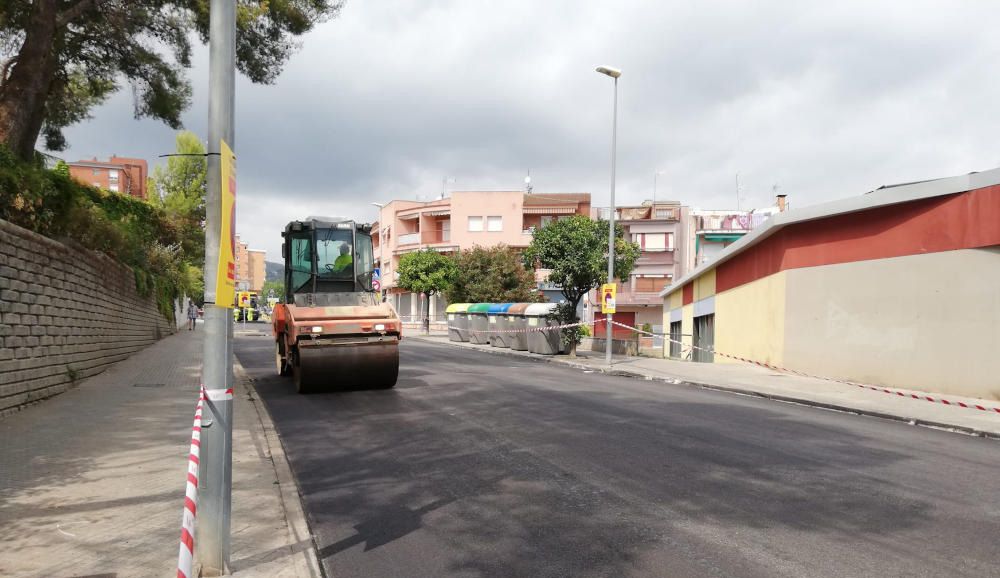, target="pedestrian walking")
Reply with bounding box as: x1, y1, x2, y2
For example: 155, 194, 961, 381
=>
187, 300, 198, 331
